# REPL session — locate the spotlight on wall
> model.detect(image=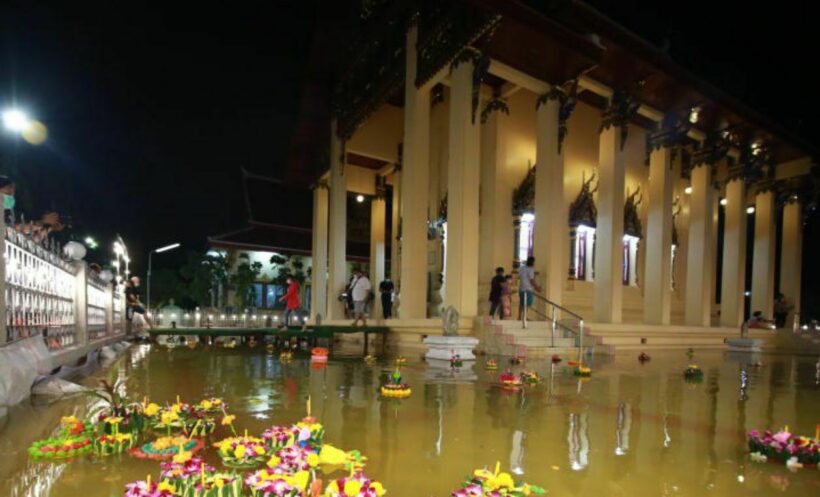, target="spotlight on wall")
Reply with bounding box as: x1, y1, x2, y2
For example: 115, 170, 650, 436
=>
744, 291, 751, 297
356, 194, 365, 203
720, 198, 728, 206
684, 186, 692, 195
688, 106, 701, 124
746, 206, 755, 214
